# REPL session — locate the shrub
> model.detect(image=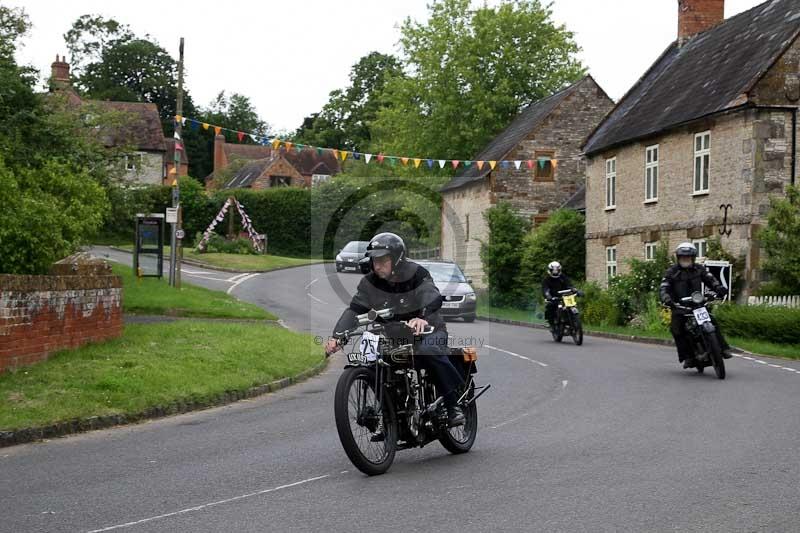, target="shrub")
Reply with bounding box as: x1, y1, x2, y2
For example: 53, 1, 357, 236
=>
579, 281, 622, 326
715, 303, 800, 345
760, 185, 800, 293
203, 235, 258, 255
479, 202, 530, 307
